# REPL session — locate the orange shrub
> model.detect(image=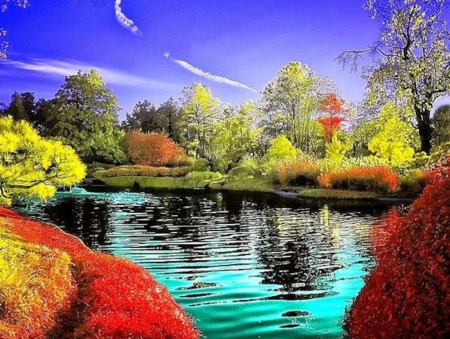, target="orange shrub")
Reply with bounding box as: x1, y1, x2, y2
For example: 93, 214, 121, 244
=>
125, 132, 185, 167
275, 159, 320, 187
318, 166, 399, 193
